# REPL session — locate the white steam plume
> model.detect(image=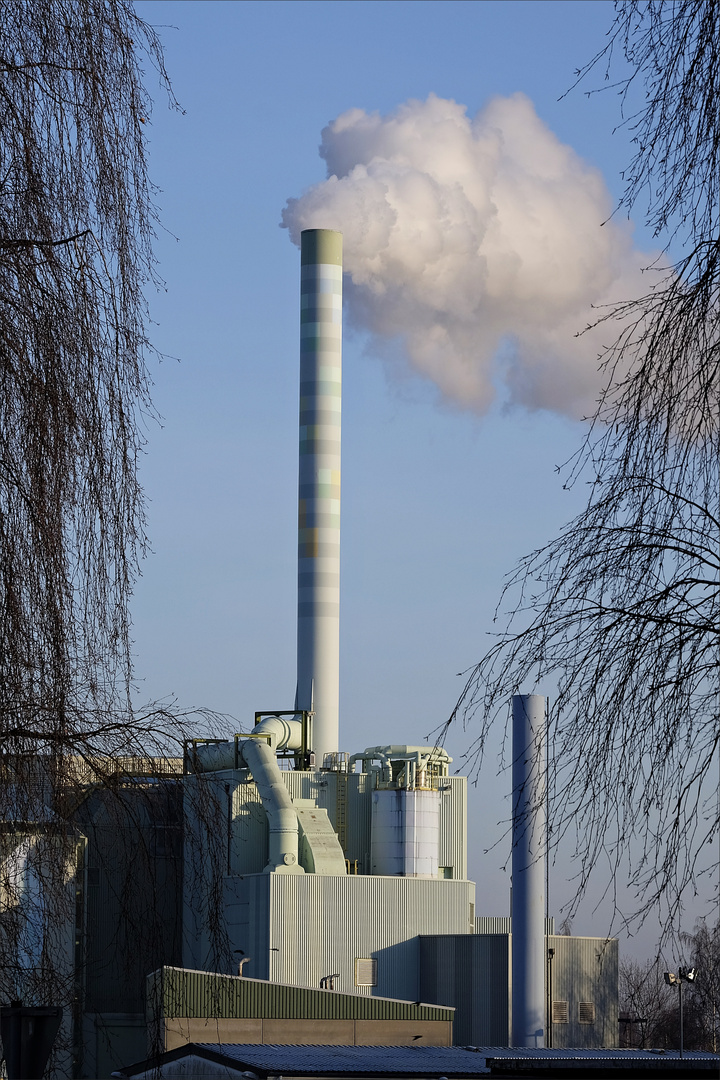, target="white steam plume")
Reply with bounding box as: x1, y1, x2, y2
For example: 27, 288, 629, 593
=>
282, 93, 656, 418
